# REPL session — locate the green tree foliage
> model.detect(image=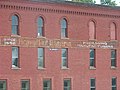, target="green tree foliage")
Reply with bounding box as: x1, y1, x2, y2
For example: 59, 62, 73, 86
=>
72, 0, 96, 3
101, 0, 117, 6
